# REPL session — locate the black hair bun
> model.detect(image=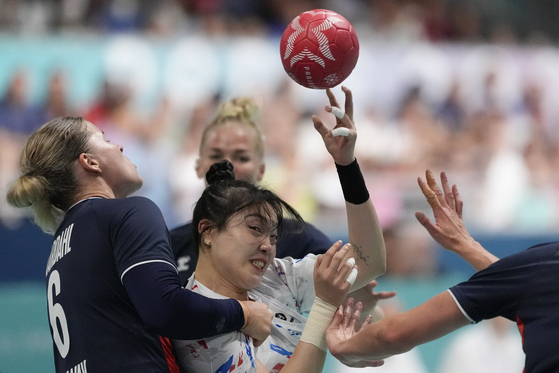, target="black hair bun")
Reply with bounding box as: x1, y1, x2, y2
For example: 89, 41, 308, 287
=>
206, 160, 236, 185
